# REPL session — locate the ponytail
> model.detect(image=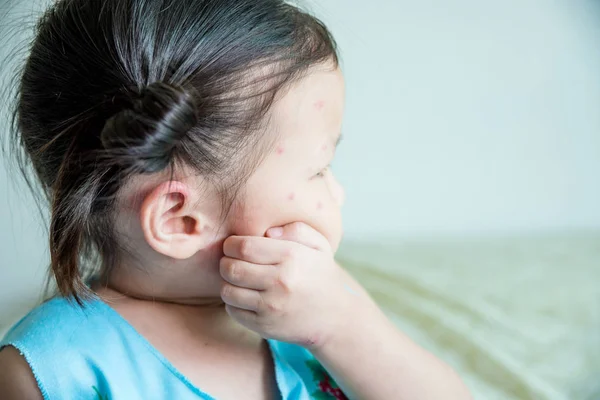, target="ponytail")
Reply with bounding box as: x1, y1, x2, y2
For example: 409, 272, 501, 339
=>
49, 139, 104, 304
